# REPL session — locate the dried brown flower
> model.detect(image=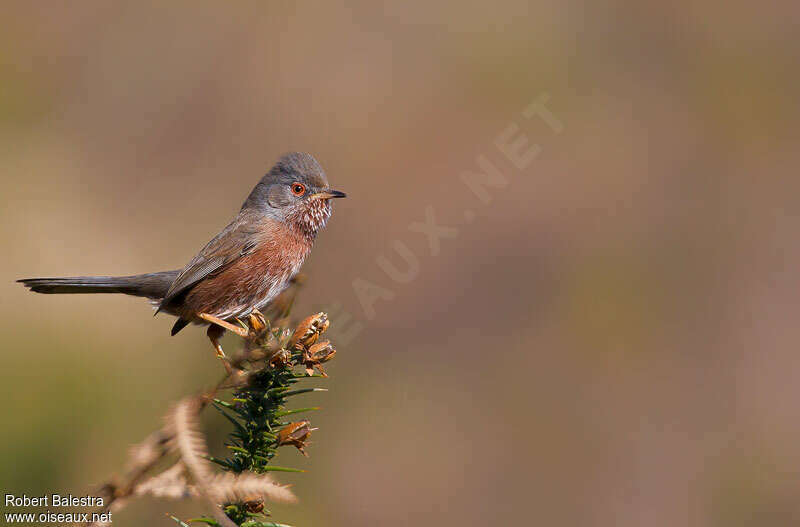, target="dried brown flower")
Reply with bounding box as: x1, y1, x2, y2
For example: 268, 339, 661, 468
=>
268, 349, 292, 369
302, 340, 336, 377
248, 309, 267, 333
242, 496, 264, 513
276, 420, 316, 456
289, 312, 329, 349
